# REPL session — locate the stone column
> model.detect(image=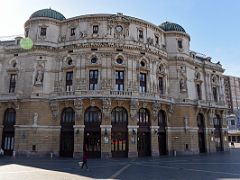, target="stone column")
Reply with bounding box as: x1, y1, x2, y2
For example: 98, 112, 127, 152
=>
128, 125, 138, 157
73, 125, 85, 158
74, 99, 84, 158
100, 125, 112, 158
150, 126, 159, 157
